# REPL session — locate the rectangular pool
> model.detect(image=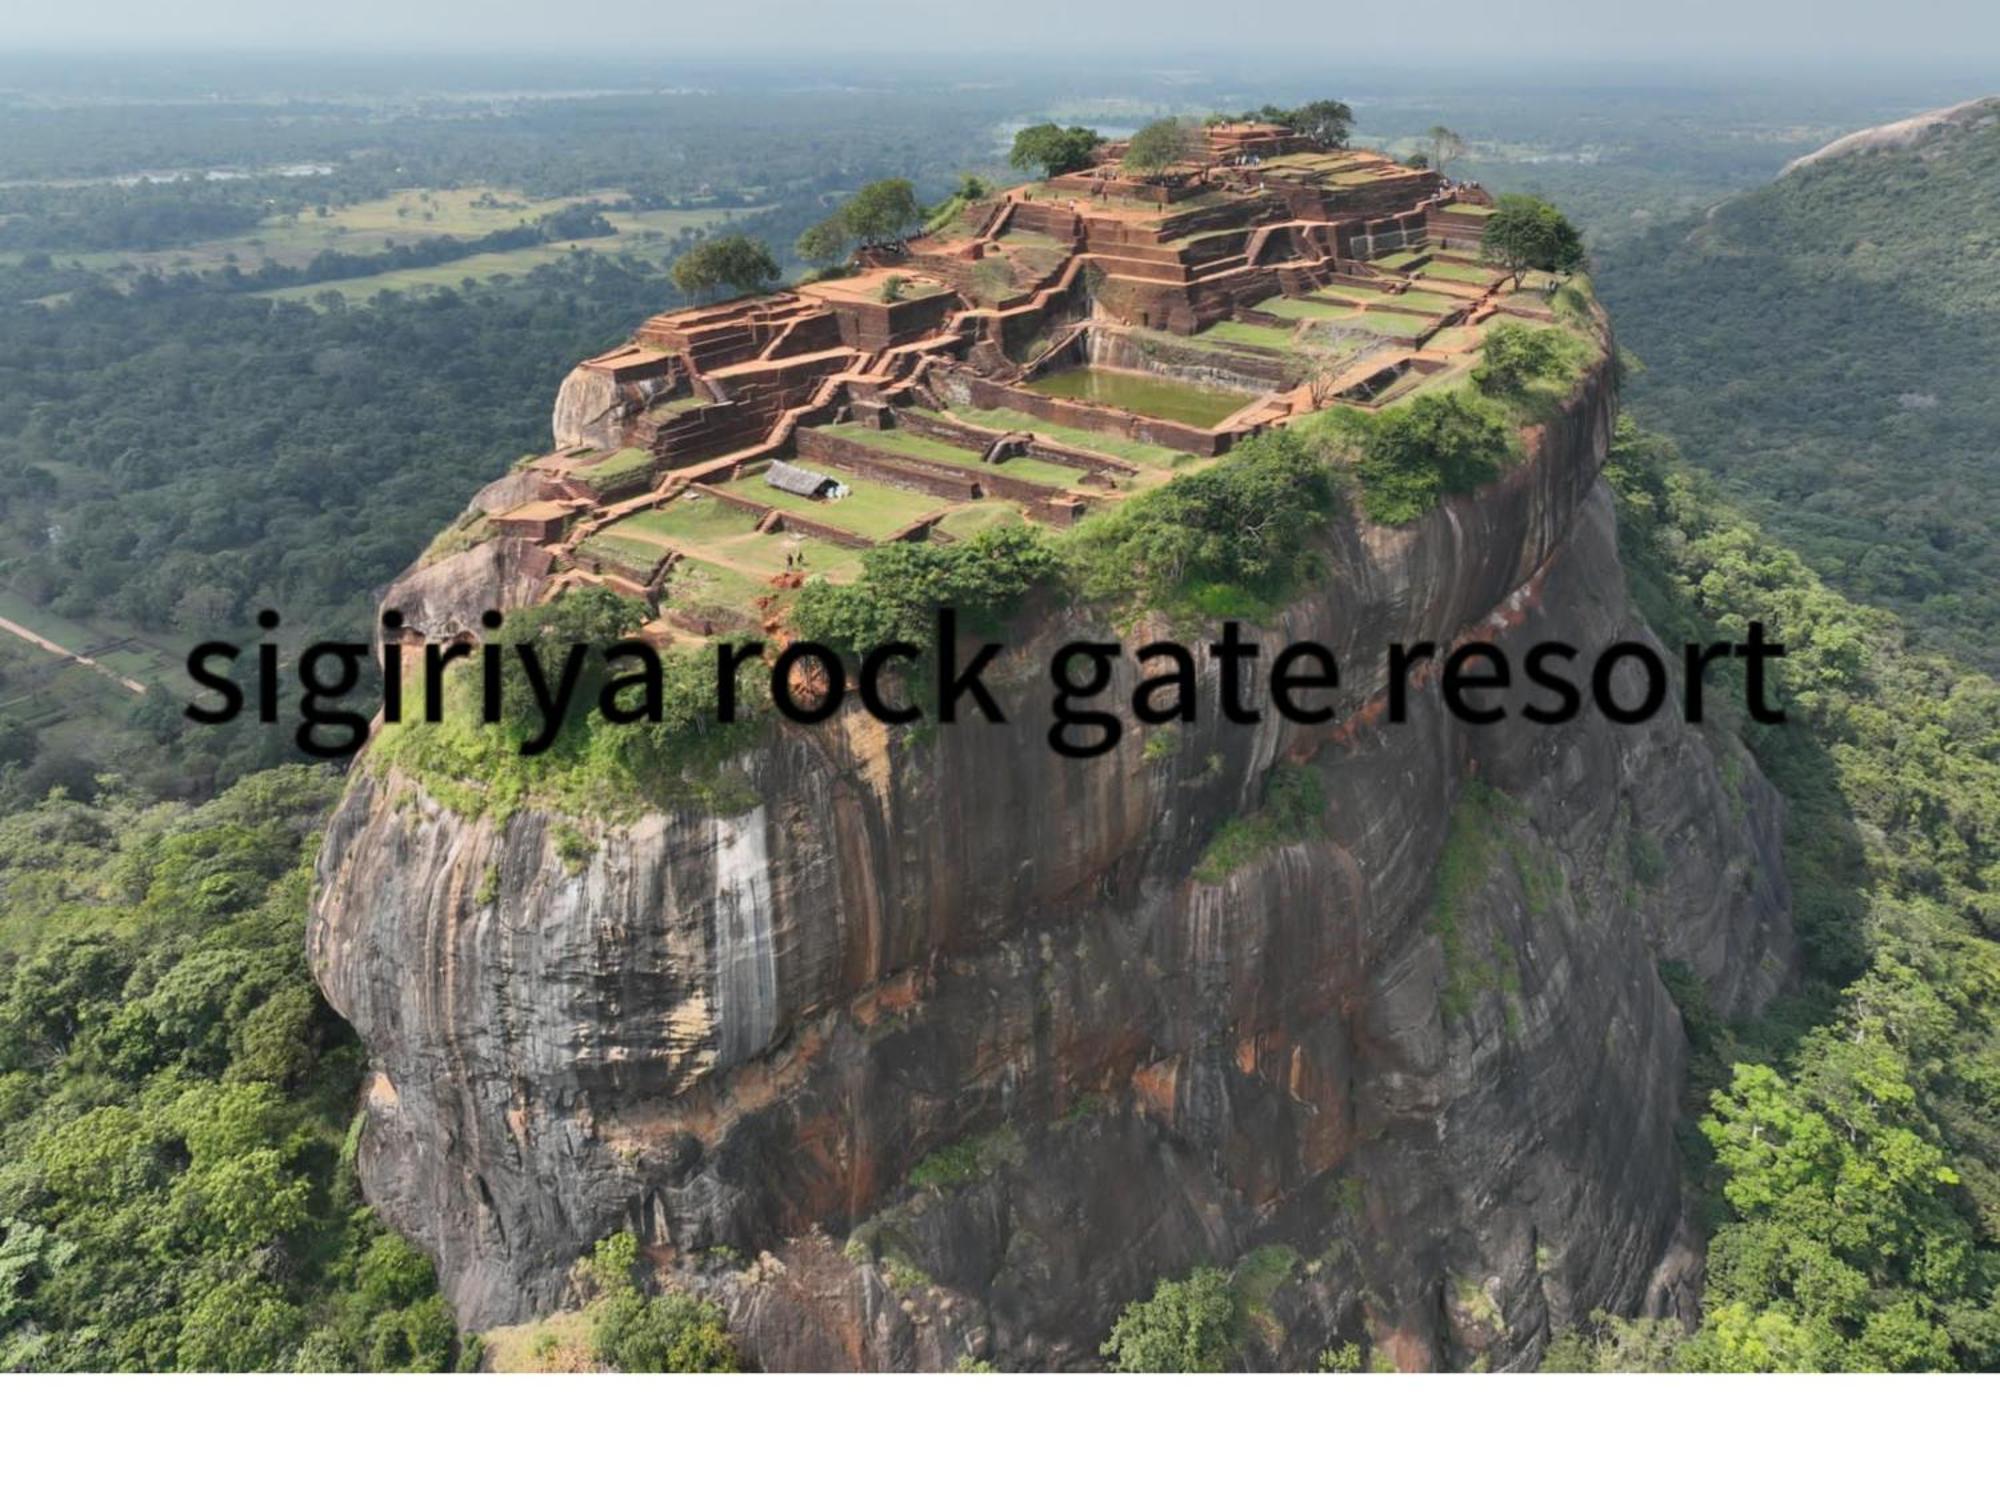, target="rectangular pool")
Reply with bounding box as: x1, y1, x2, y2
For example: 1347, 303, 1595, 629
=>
1026, 366, 1253, 428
